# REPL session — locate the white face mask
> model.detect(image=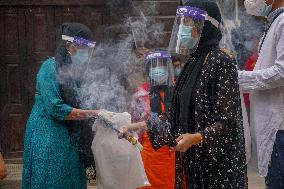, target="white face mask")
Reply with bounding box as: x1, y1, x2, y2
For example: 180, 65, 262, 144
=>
244, 0, 274, 17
